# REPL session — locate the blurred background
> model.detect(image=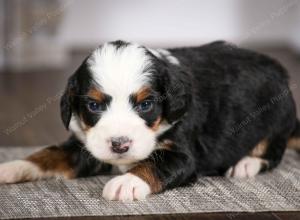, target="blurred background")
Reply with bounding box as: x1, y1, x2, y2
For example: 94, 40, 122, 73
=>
0, 0, 299, 146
